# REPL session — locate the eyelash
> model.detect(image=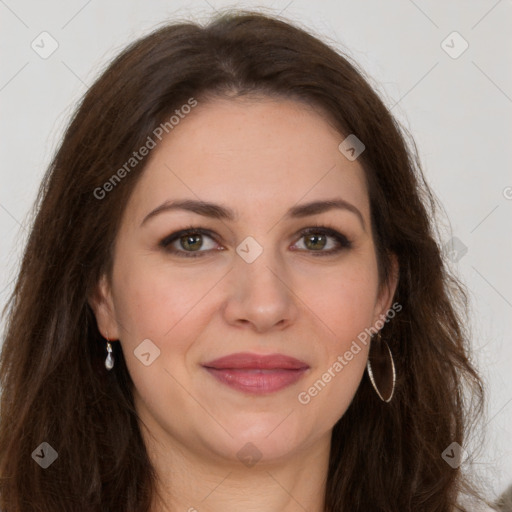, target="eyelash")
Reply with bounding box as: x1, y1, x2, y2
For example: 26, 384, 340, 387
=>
159, 224, 352, 258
